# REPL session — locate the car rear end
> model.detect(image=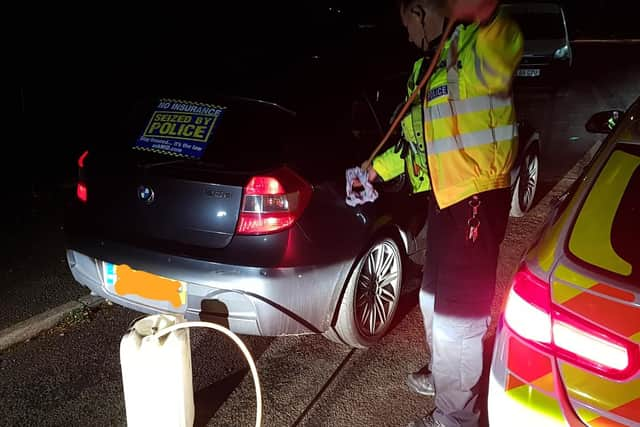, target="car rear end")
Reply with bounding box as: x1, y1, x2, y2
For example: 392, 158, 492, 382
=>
489, 114, 640, 425
65, 94, 365, 337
